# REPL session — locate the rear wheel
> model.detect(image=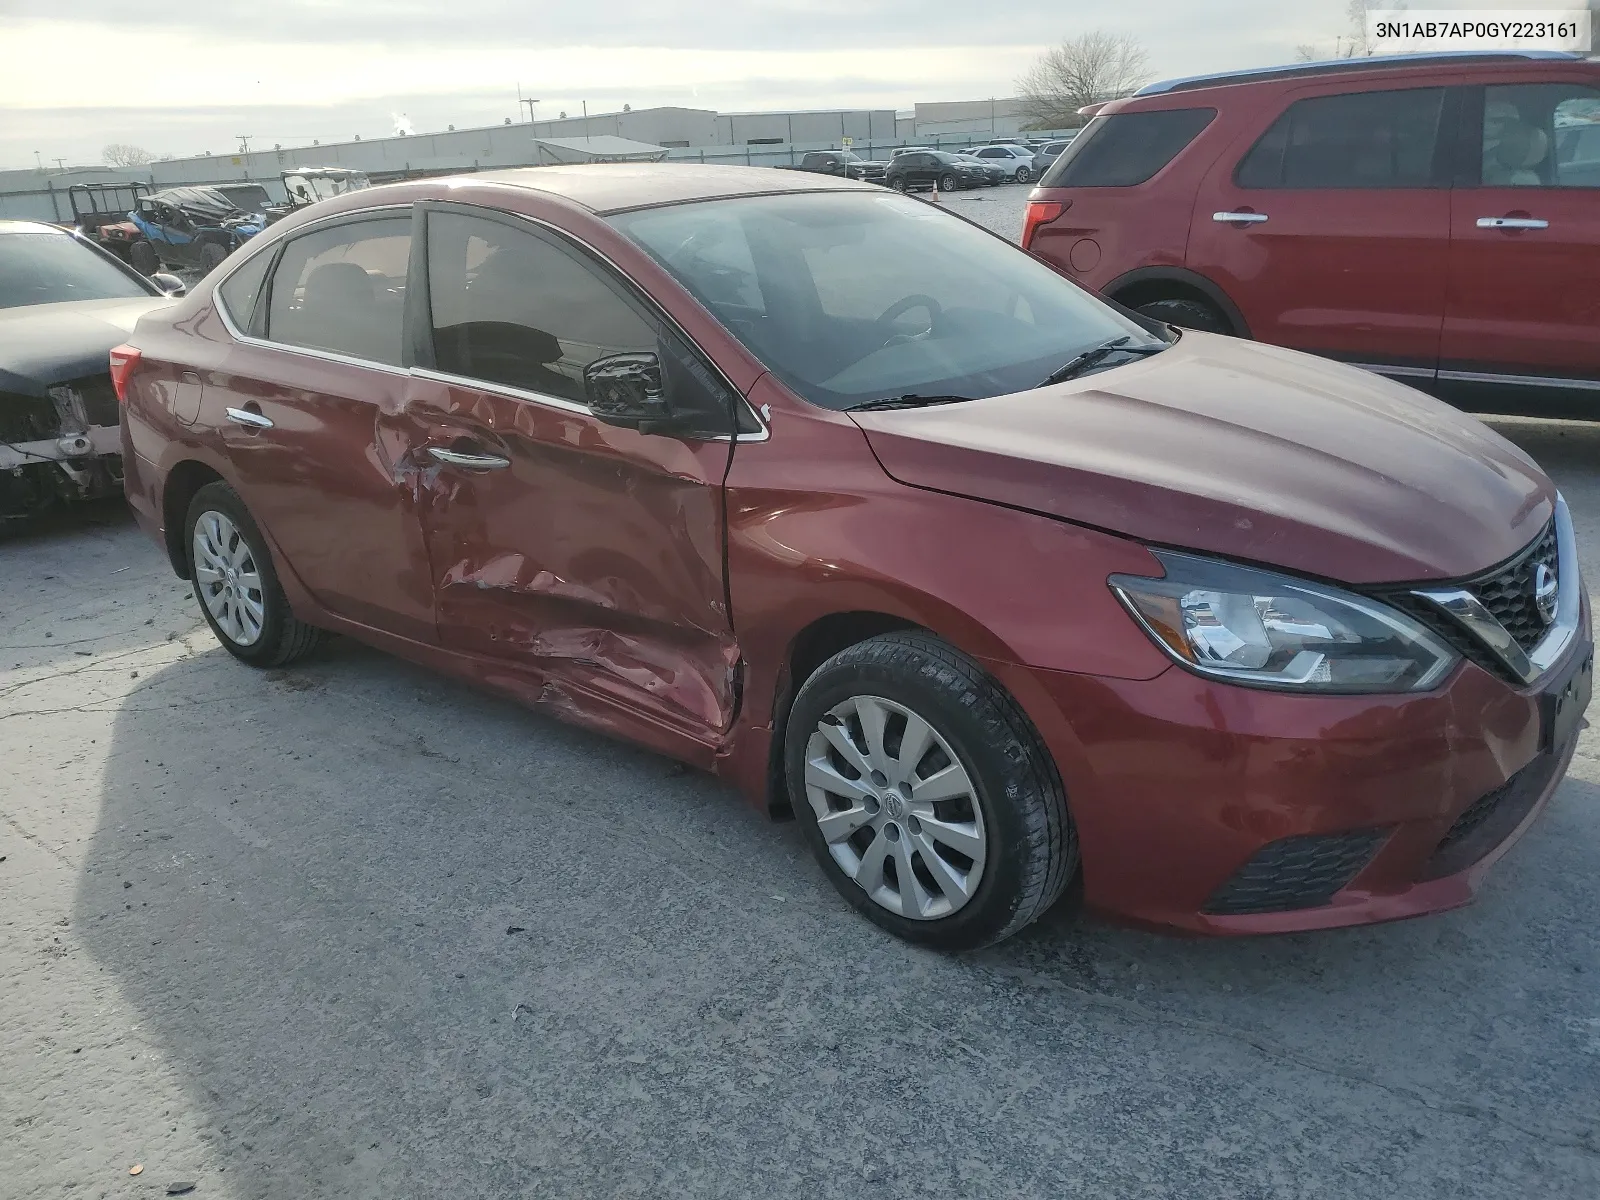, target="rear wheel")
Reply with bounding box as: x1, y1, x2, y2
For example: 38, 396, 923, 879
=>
128, 240, 158, 276
1135, 296, 1232, 335
785, 631, 1076, 950
199, 242, 229, 275
185, 482, 322, 667
939, 173, 958, 192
